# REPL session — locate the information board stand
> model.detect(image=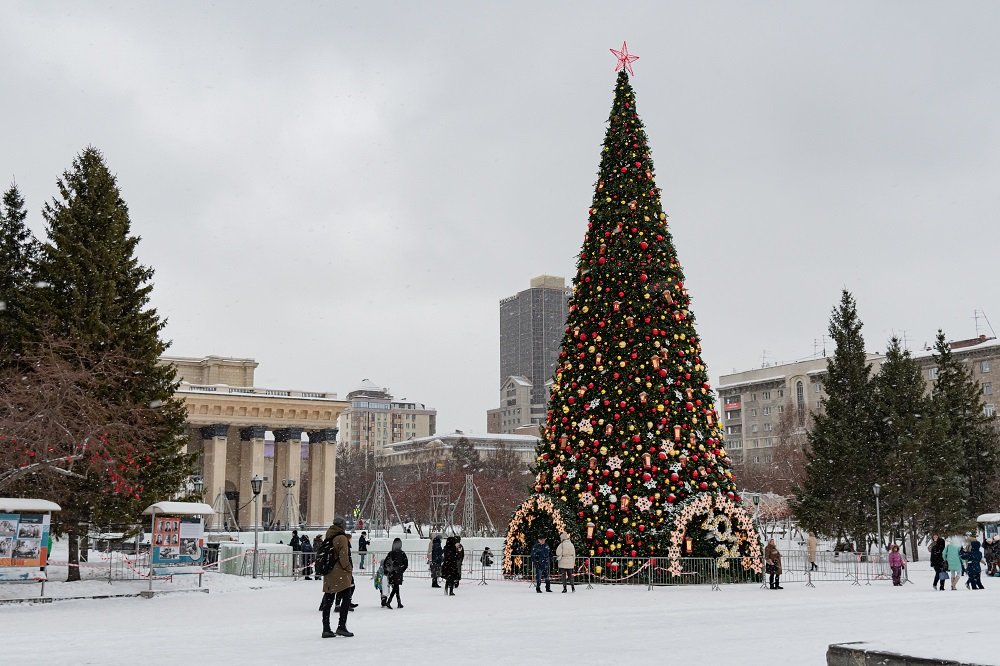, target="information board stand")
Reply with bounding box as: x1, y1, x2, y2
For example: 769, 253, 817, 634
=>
142, 501, 215, 593
0, 498, 61, 598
